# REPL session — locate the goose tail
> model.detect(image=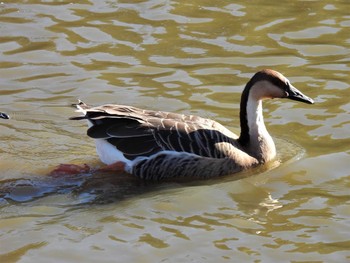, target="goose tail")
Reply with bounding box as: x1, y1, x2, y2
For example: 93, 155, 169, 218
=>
70, 100, 90, 120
